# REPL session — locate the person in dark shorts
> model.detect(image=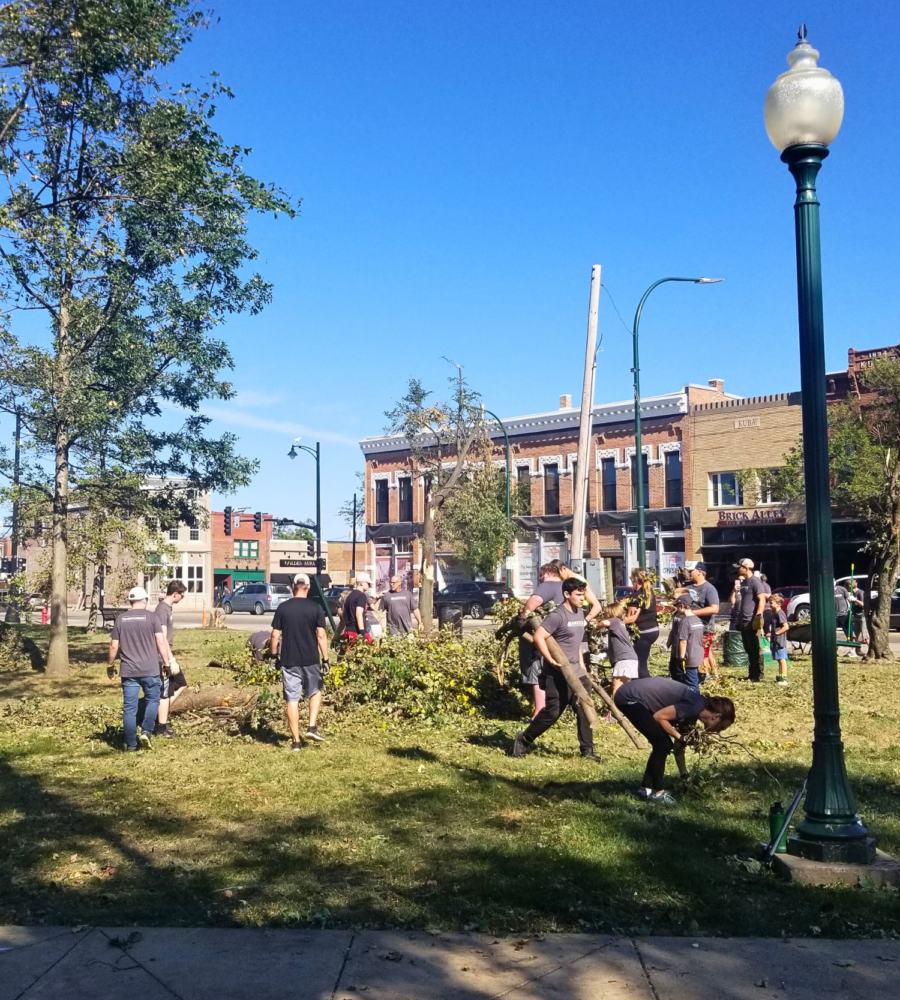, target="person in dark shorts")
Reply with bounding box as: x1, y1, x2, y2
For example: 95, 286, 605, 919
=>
623, 568, 658, 679
341, 572, 373, 644
153, 579, 186, 737
271, 574, 329, 751
614, 677, 735, 804
379, 575, 422, 635
107, 586, 173, 751
512, 578, 600, 763
518, 563, 565, 717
